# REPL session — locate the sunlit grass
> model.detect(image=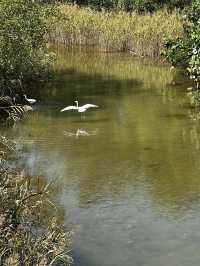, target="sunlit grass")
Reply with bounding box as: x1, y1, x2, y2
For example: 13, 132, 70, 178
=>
49, 4, 183, 58
0, 138, 73, 266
